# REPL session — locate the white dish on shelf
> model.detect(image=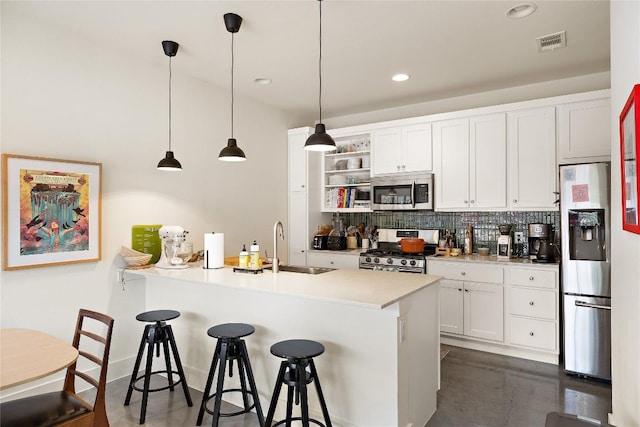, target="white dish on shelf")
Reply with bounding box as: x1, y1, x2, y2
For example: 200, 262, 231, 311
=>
329, 175, 347, 185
